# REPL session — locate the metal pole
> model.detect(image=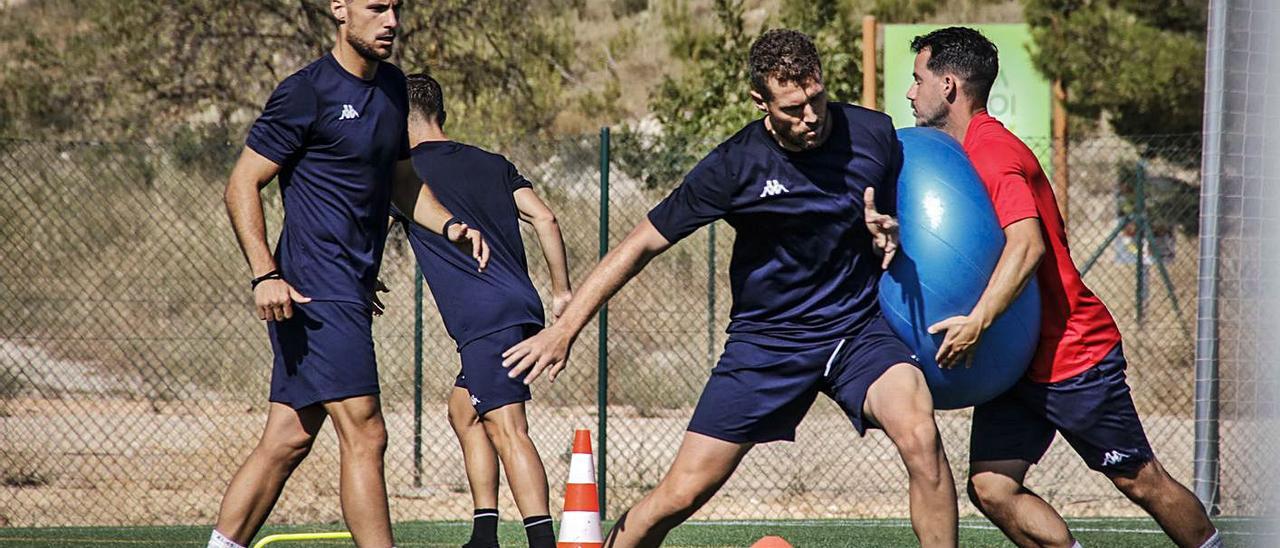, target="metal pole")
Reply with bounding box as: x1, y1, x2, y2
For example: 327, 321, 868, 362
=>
707, 222, 717, 364
597, 127, 610, 520
1134, 161, 1147, 325
1193, 0, 1228, 513
412, 267, 424, 488
861, 15, 877, 110
1052, 79, 1070, 225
